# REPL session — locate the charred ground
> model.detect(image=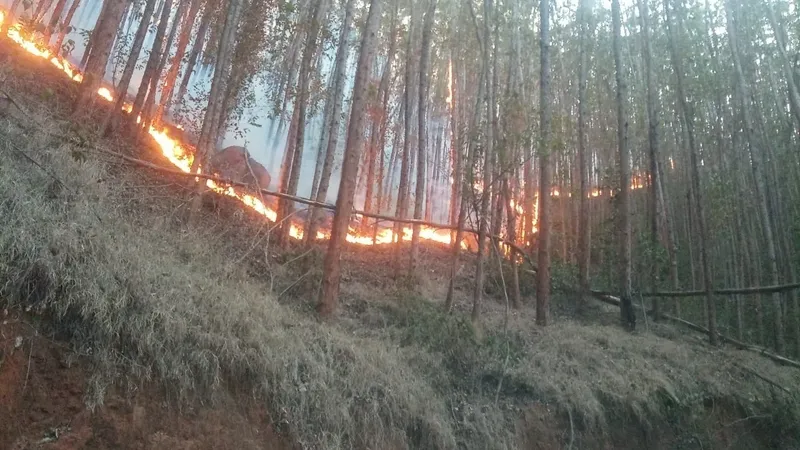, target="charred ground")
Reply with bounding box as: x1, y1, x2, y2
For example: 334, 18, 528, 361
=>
1, 38, 800, 450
